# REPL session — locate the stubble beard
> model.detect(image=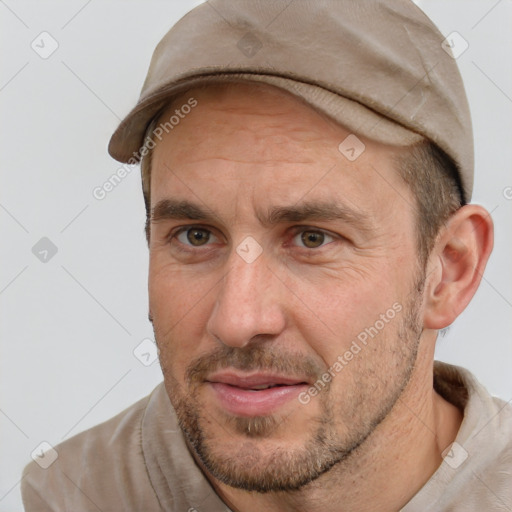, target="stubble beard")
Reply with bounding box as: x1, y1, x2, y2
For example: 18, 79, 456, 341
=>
158, 277, 425, 493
